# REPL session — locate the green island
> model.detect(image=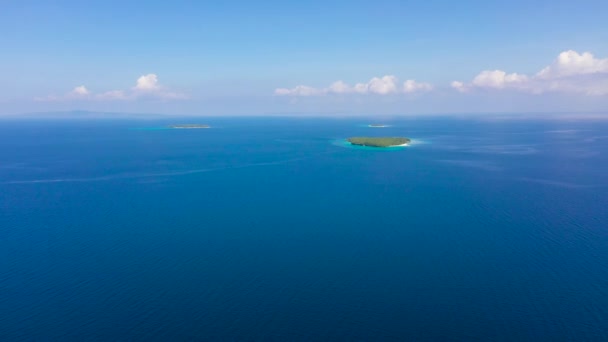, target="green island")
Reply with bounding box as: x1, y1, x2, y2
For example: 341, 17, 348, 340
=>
368, 124, 388, 127
169, 124, 210, 129
347, 137, 410, 147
